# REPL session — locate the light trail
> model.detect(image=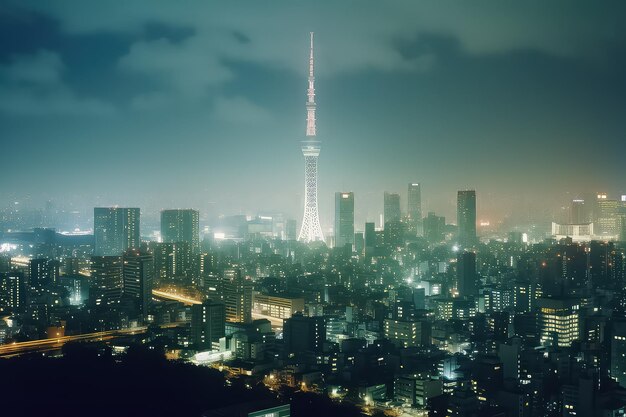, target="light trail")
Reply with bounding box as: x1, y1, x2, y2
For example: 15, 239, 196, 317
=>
152, 290, 284, 328
152, 289, 201, 305
0, 322, 184, 357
